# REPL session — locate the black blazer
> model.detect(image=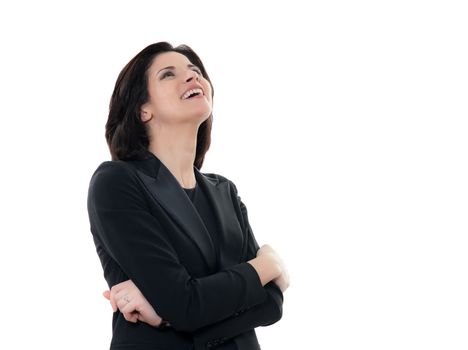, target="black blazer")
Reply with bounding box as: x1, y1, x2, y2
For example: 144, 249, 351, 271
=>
87, 150, 283, 350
